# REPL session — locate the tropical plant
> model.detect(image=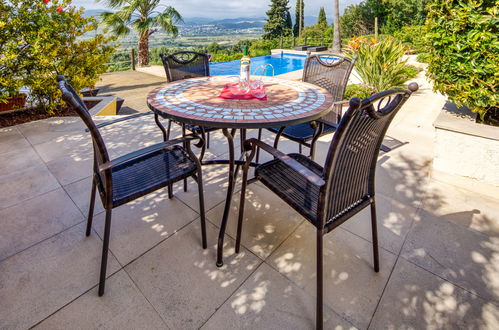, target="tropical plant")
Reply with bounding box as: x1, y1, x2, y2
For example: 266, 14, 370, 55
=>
100, 0, 182, 66
0, 0, 115, 111
425, 0, 498, 119
263, 0, 292, 39
345, 36, 410, 92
